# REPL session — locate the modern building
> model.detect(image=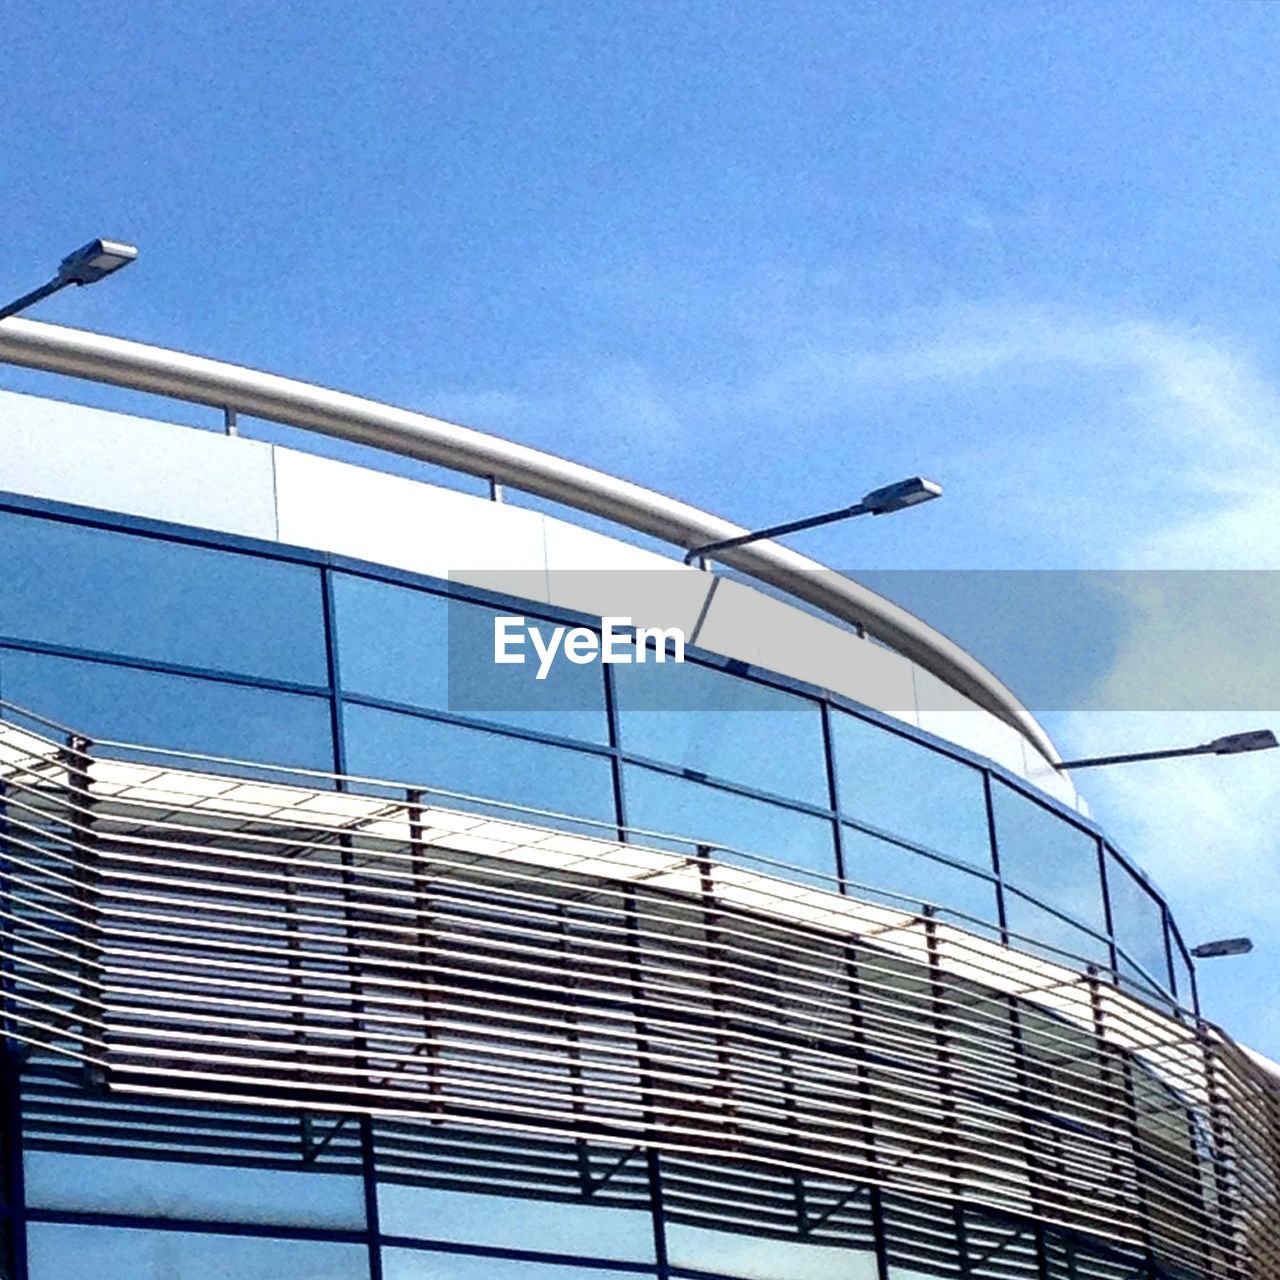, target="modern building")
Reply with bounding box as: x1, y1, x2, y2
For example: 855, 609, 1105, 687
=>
0, 319, 1275, 1280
